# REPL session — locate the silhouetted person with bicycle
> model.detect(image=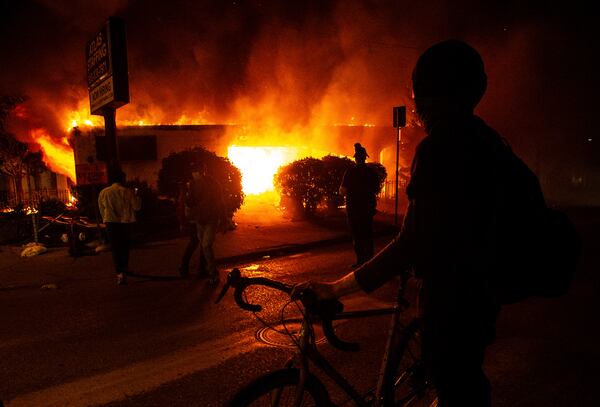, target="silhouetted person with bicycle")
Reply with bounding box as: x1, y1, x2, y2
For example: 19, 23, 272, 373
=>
340, 142, 380, 268
306, 40, 504, 406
